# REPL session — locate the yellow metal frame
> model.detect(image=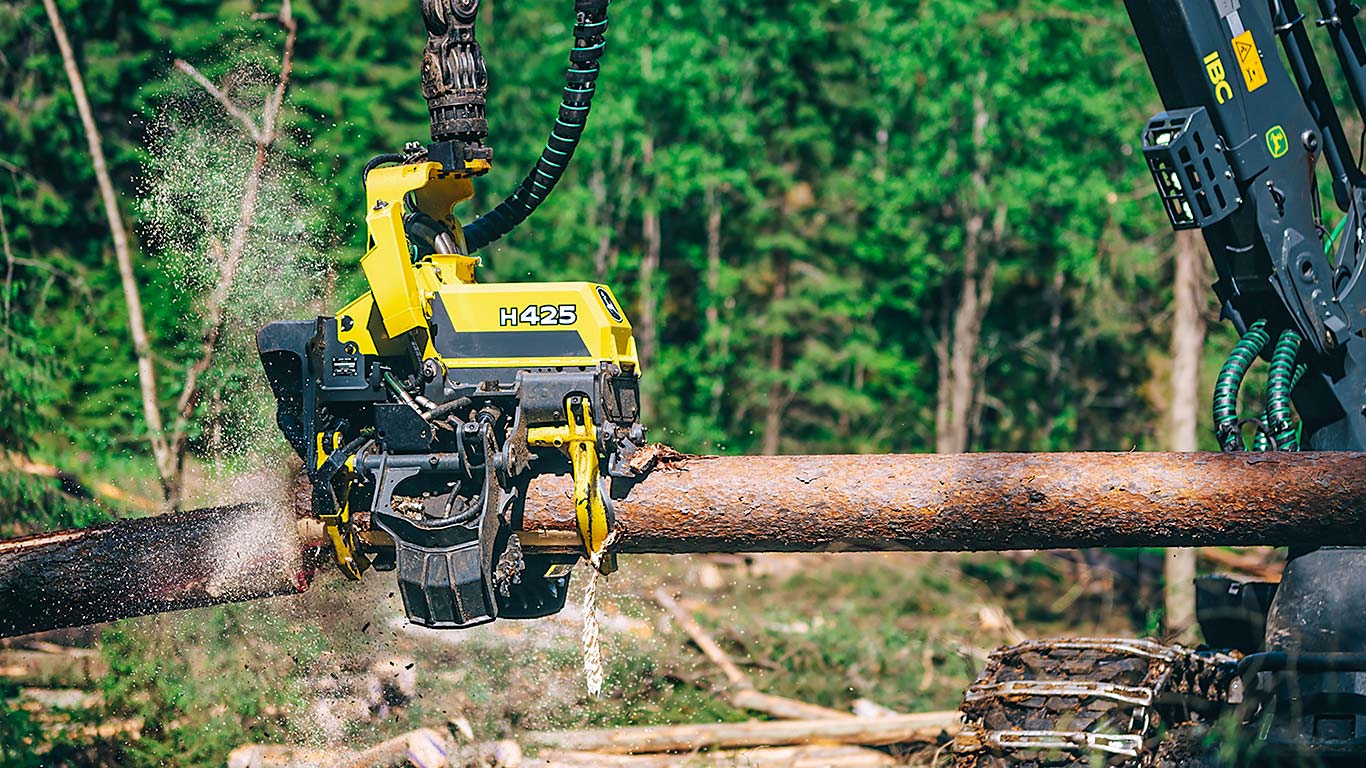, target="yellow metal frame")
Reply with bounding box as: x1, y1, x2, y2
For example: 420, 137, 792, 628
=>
315, 431, 365, 579
336, 161, 639, 374
528, 398, 617, 573
317, 157, 640, 576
